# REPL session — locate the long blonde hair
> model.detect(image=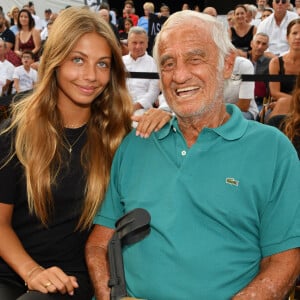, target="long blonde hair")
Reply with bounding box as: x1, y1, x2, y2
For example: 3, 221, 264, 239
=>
4, 7, 133, 229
